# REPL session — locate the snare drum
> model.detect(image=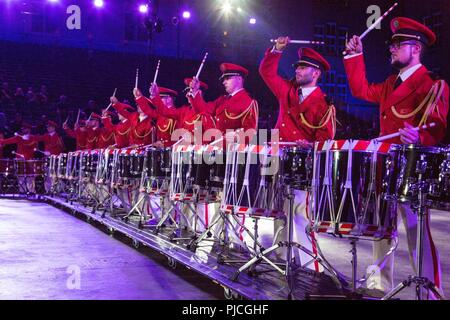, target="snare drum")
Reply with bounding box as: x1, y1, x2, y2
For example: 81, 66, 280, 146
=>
222, 144, 282, 211
432, 147, 450, 208
146, 147, 171, 179
207, 147, 226, 191
117, 149, 144, 181
311, 140, 397, 239
47, 155, 58, 178
389, 144, 445, 203
280, 146, 313, 190
15, 160, 45, 176
66, 152, 81, 180
57, 153, 68, 179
